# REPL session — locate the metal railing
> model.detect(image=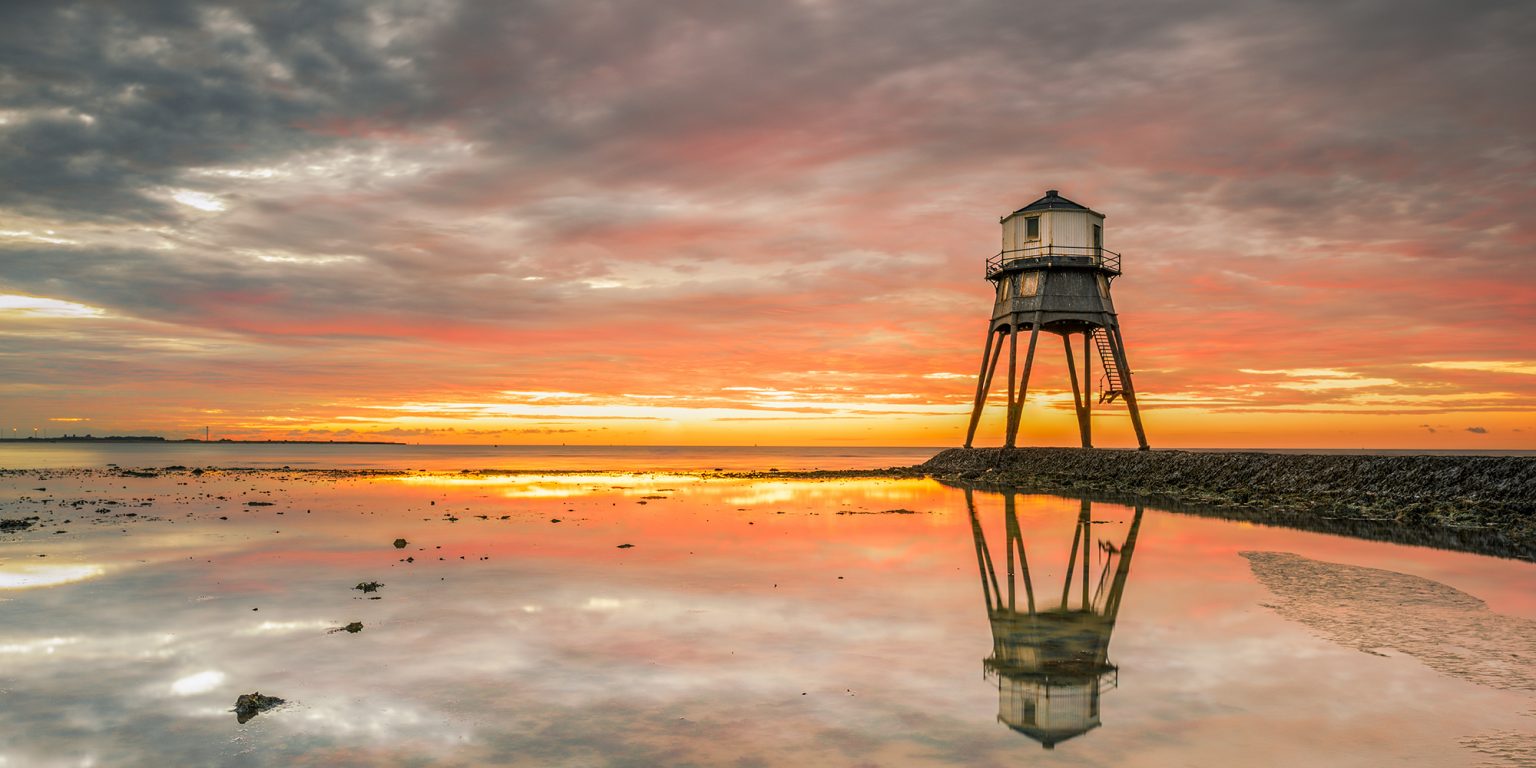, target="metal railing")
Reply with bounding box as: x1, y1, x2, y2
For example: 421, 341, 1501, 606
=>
985, 245, 1121, 278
